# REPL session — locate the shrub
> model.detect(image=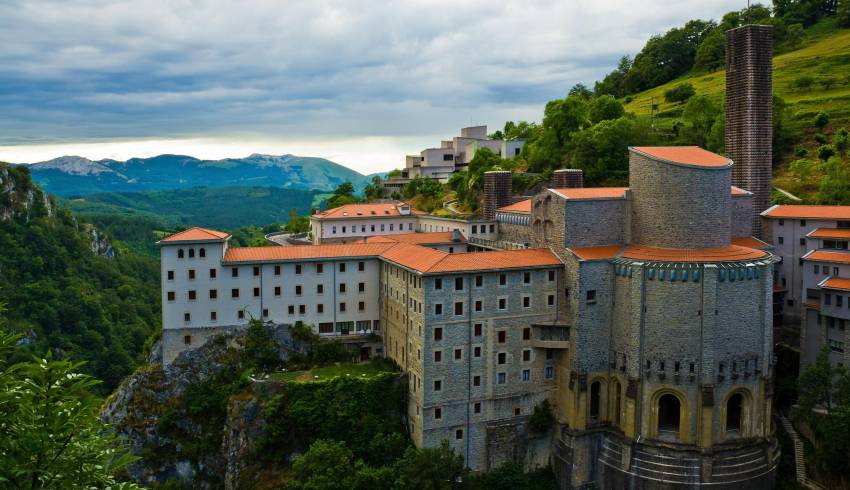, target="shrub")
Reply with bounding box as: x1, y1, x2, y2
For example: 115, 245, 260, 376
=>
795, 146, 808, 157
793, 76, 815, 90
528, 399, 556, 433
834, 128, 849, 154
664, 83, 696, 104
815, 133, 828, 144
814, 112, 830, 130
818, 145, 836, 161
